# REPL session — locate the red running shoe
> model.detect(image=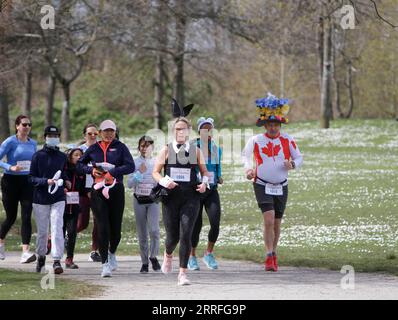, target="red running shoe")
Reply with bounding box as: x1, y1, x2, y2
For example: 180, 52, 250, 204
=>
273, 255, 278, 272
265, 256, 275, 272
